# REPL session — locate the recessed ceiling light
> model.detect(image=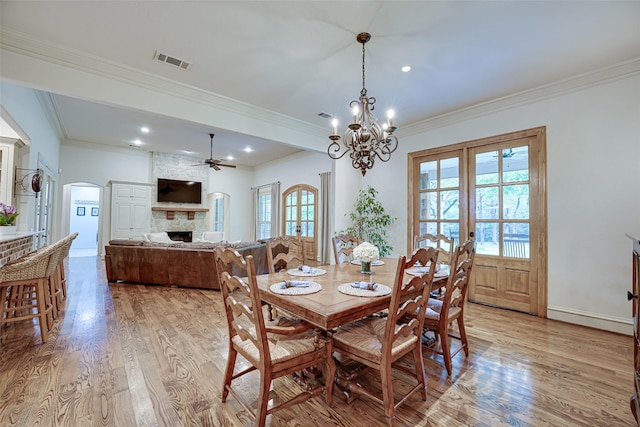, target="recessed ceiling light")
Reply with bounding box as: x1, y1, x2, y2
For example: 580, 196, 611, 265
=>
244, 147, 253, 153
132, 139, 142, 145
181, 150, 195, 154
140, 126, 149, 133
226, 155, 234, 161
401, 65, 411, 73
